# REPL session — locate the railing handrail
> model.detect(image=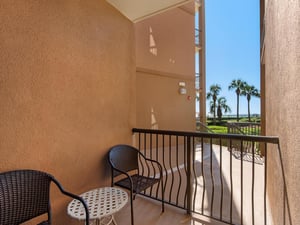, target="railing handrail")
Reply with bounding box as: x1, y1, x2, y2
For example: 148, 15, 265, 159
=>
132, 128, 279, 144
227, 121, 260, 126
197, 121, 215, 133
